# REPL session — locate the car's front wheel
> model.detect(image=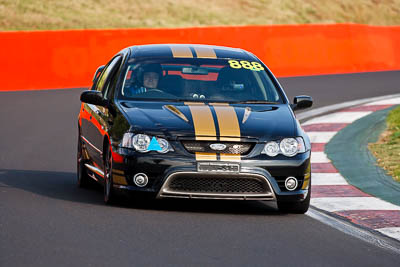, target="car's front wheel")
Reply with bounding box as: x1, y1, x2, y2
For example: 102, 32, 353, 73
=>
103, 144, 117, 204
277, 188, 311, 214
